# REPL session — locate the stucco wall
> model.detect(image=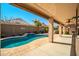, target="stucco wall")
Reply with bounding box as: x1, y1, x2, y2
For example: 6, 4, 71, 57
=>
1, 23, 43, 38
0, 23, 1, 38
